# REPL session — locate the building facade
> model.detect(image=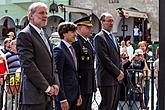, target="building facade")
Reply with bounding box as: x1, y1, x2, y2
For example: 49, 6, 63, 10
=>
0, 0, 159, 45
0, 0, 68, 44
71, 0, 159, 42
